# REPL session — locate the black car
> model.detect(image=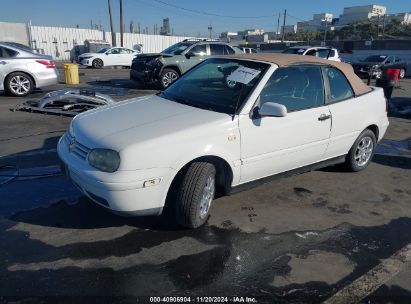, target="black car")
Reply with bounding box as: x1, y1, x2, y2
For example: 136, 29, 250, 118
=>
352, 55, 407, 79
